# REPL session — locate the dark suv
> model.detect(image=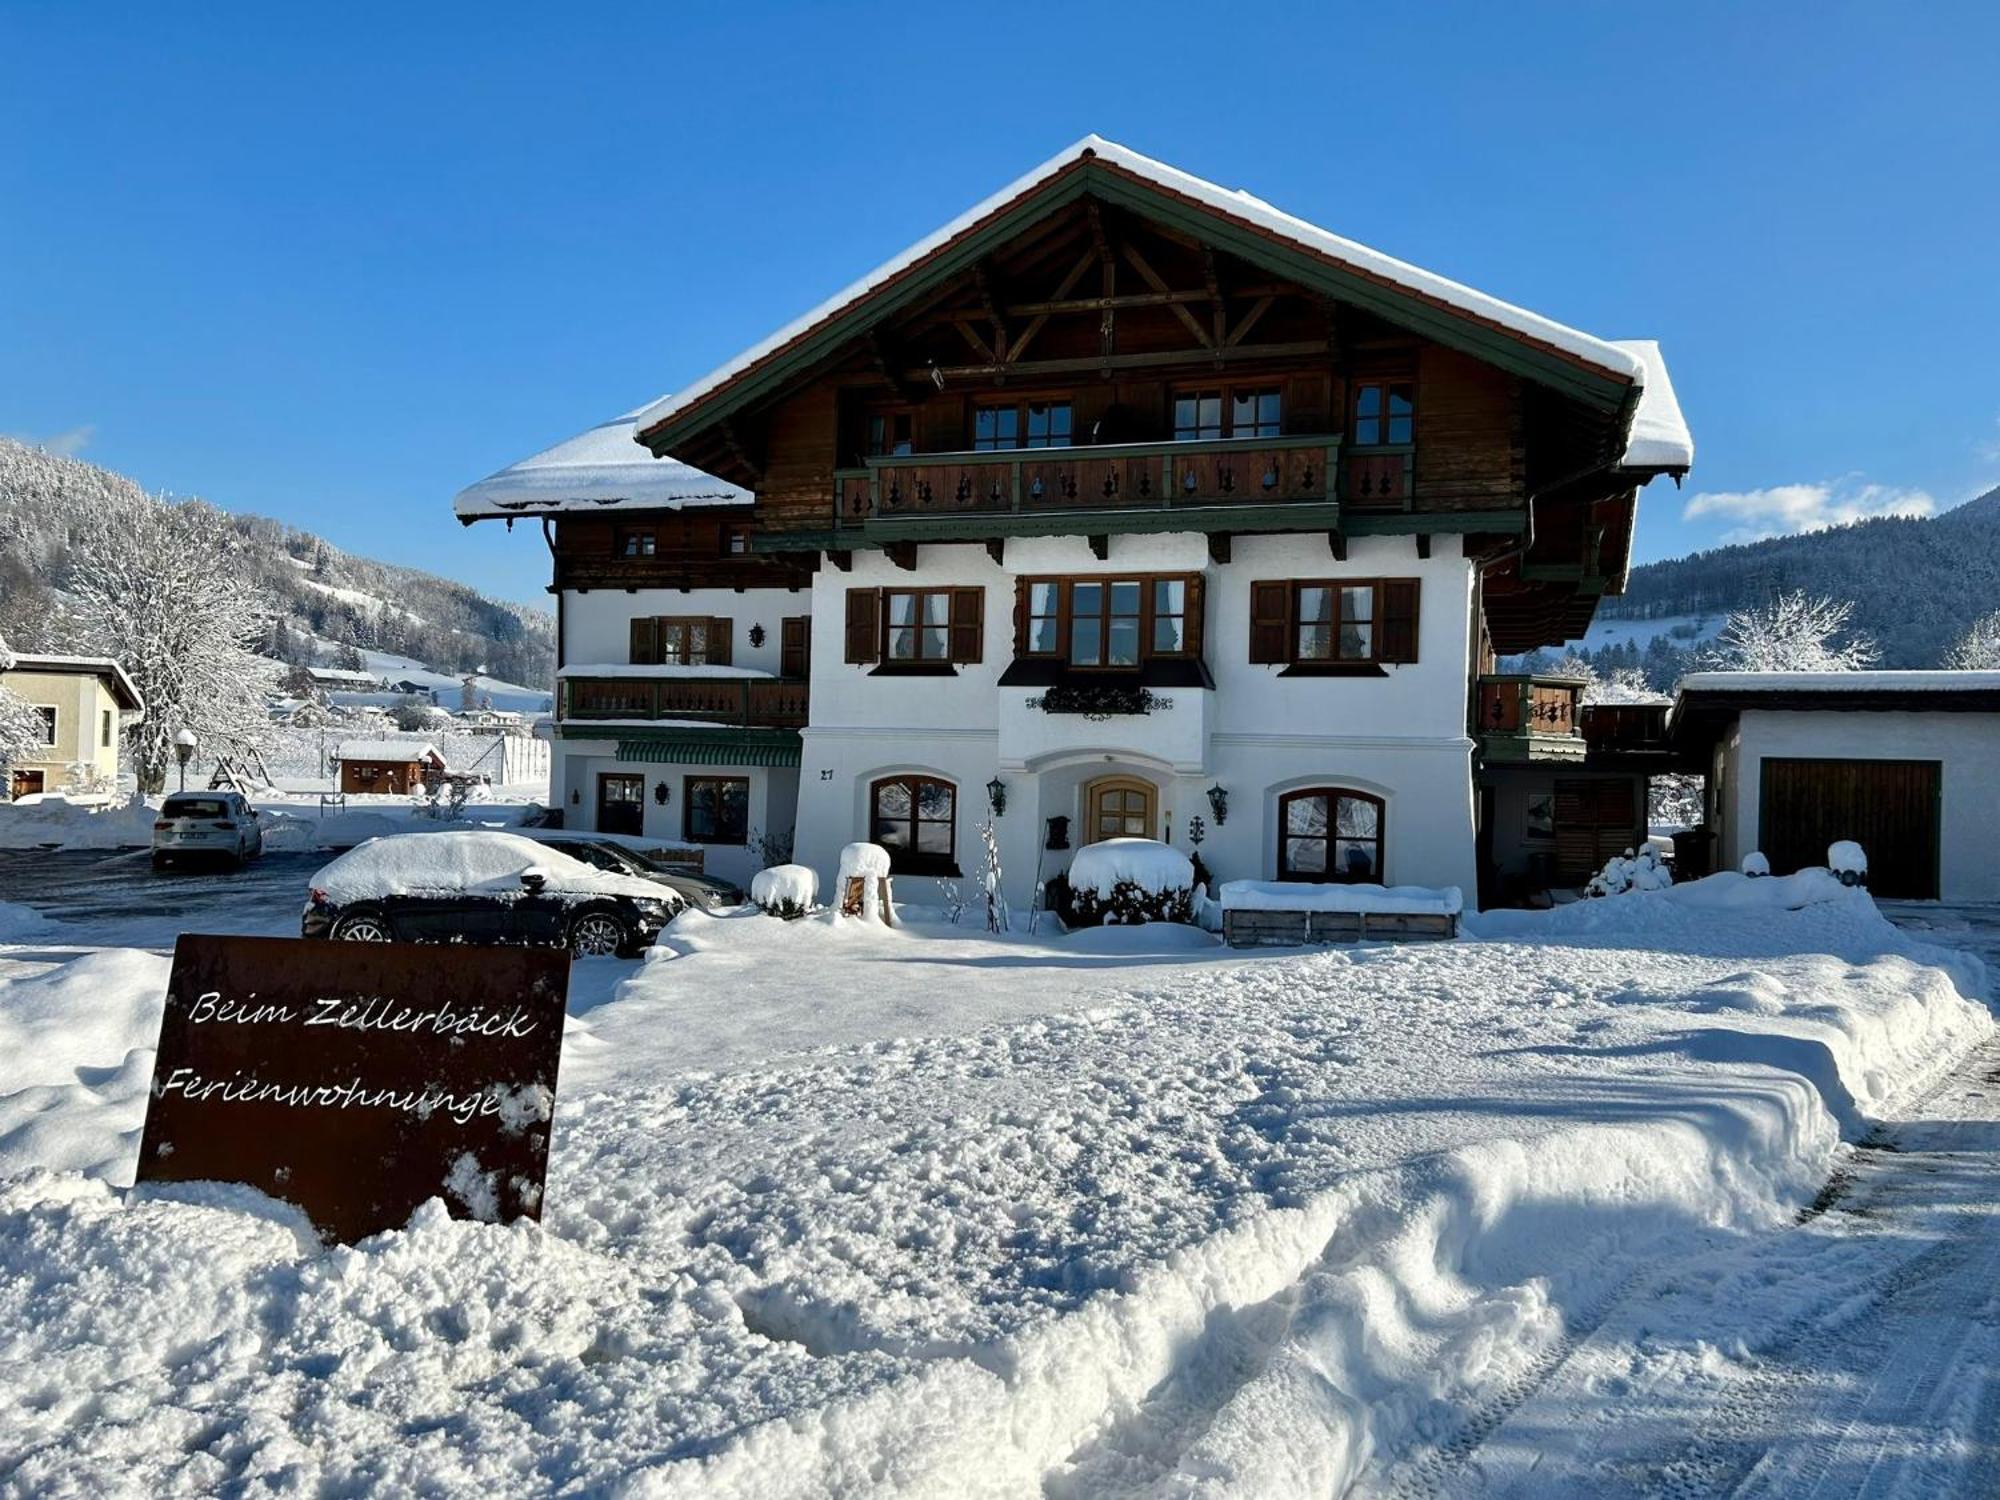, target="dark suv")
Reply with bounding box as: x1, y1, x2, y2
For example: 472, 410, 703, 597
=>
302, 830, 682, 958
